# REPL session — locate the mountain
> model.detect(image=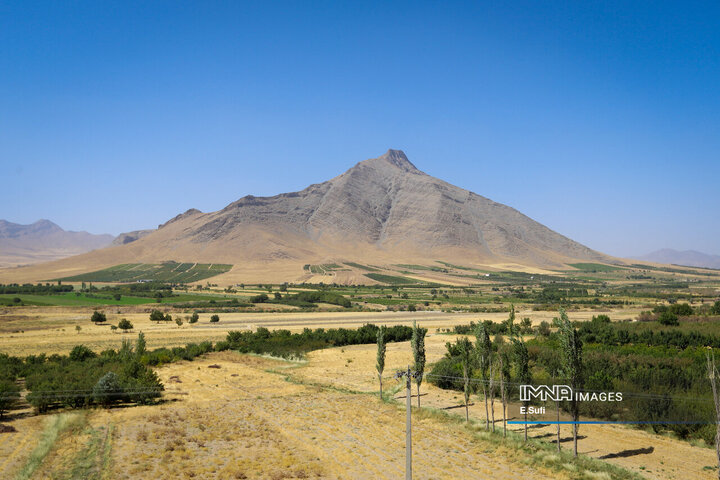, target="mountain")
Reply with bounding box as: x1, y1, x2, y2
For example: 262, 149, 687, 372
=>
0, 219, 114, 267
0, 150, 616, 283
112, 229, 155, 246
634, 249, 720, 270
